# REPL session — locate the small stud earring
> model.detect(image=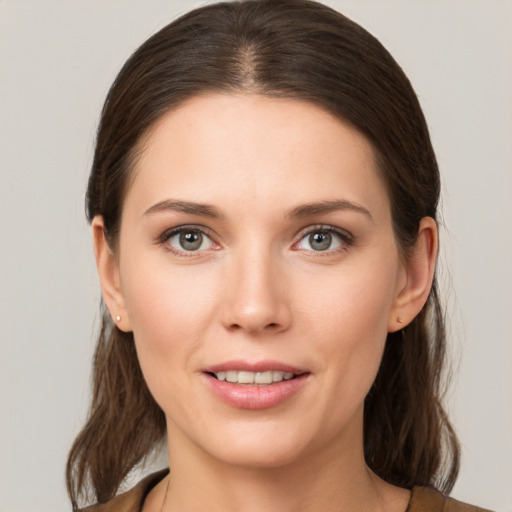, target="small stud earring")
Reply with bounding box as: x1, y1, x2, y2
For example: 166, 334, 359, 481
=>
397, 317, 403, 324
115, 315, 121, 323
